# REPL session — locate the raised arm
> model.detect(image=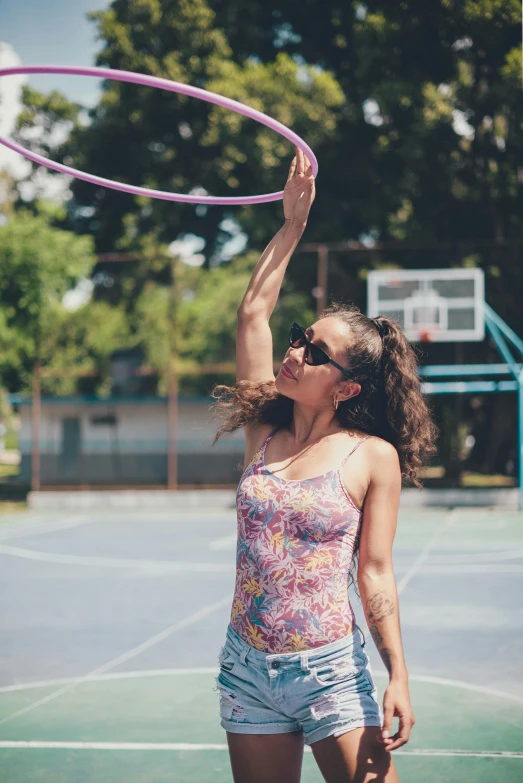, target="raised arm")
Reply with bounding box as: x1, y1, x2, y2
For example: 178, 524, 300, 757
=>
236, 147, 315, 456
357, 439, 415, 752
